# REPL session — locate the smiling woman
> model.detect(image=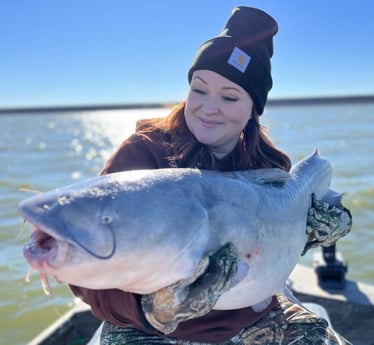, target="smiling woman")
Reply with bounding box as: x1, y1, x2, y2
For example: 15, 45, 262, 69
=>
65, 6, 353, 345
185, 70, 254, 158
